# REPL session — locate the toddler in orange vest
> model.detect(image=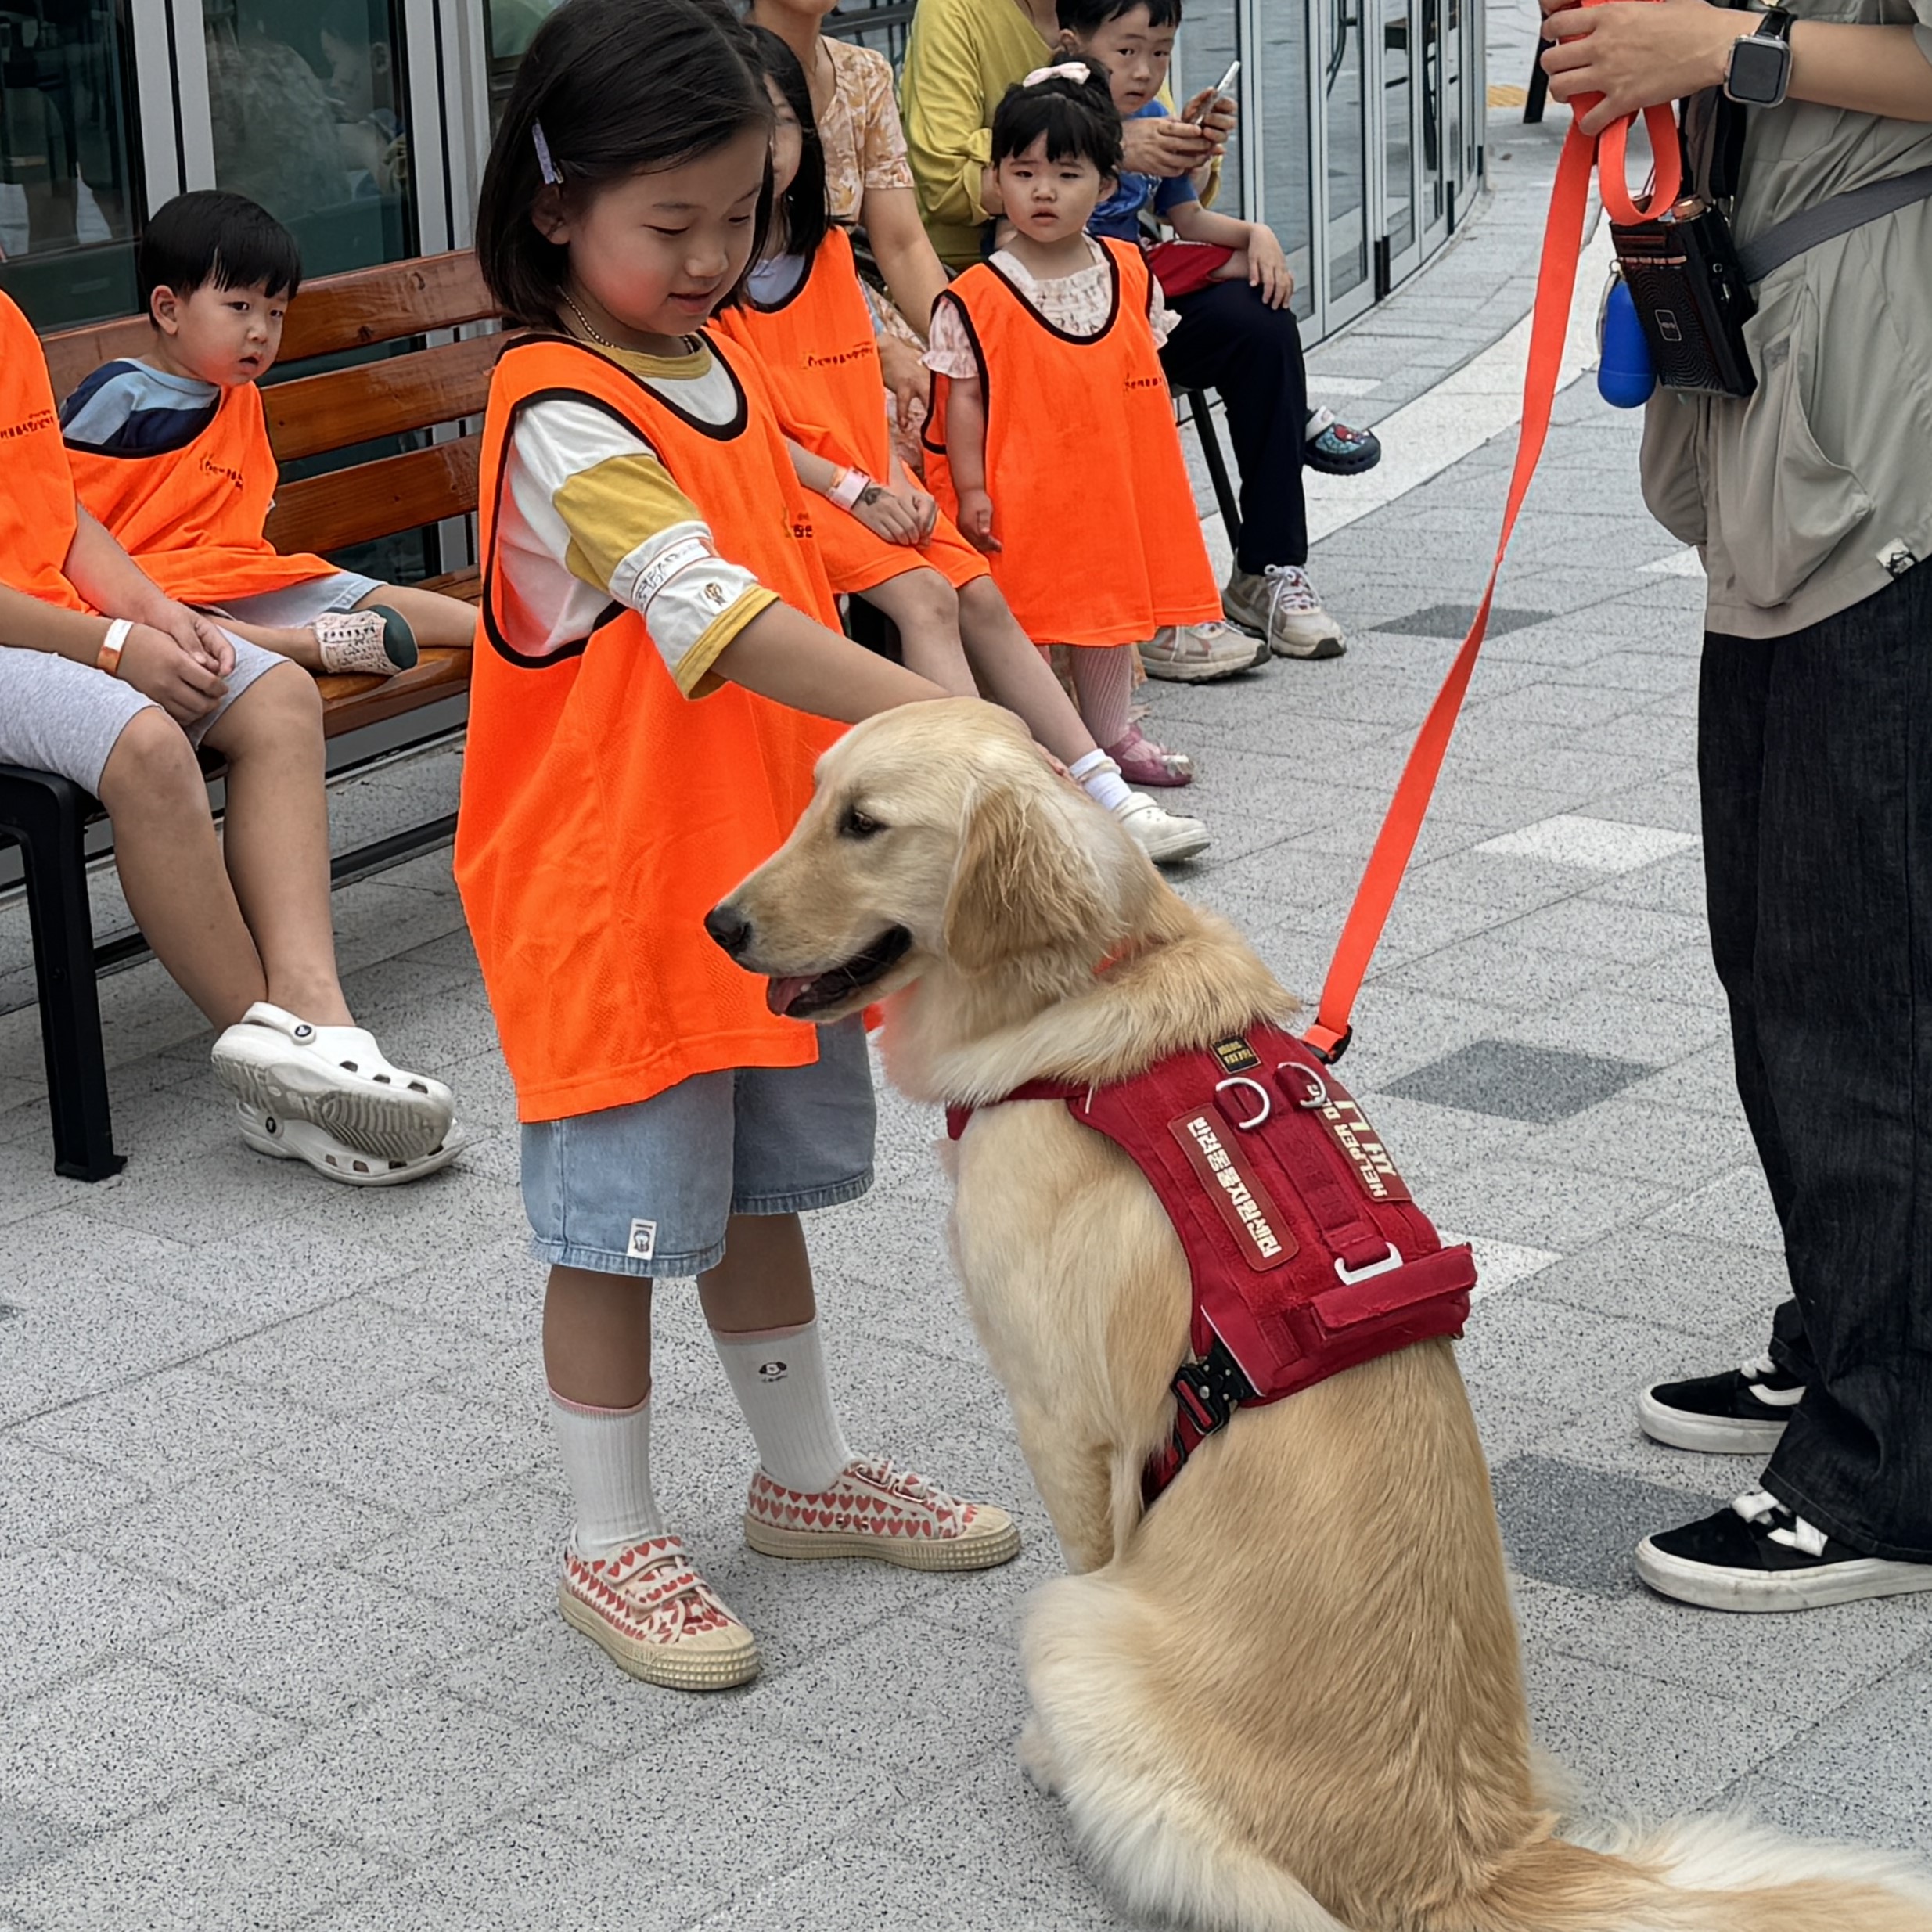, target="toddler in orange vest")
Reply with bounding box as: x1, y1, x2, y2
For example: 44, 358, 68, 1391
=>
0, 290, 459, 1185
923, 63, 1239, 791
459, 0, 1020, 1693
714, 27, 1207, 863
59, 192, 476, 679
